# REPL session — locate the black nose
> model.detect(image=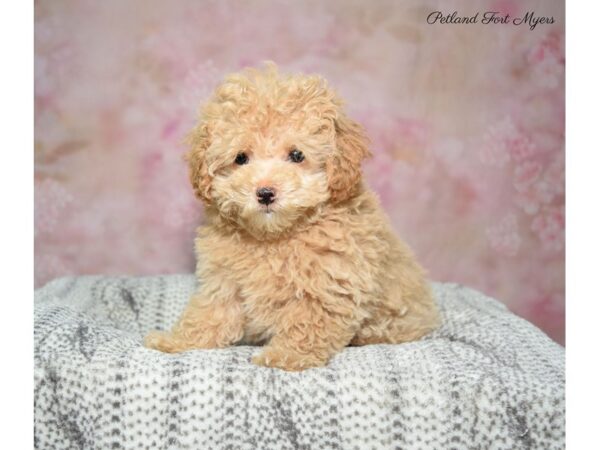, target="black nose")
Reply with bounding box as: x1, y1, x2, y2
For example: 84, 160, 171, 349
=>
256, 187, 276, 205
